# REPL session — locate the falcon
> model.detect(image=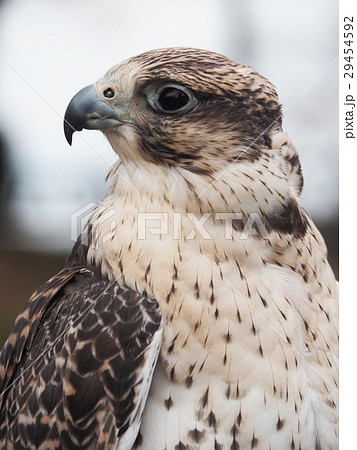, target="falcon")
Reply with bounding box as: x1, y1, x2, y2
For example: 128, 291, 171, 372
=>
0, 48, 338, 449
